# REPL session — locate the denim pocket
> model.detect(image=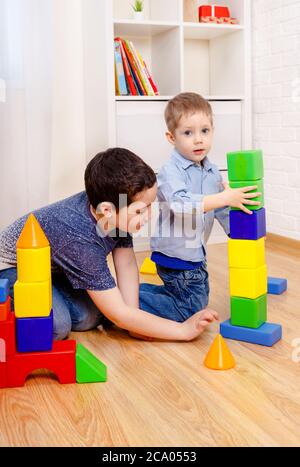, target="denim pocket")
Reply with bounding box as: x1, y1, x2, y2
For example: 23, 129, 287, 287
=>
183, 263, 208, 282
157, 266, 185, 301
182, 265, 209, 313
